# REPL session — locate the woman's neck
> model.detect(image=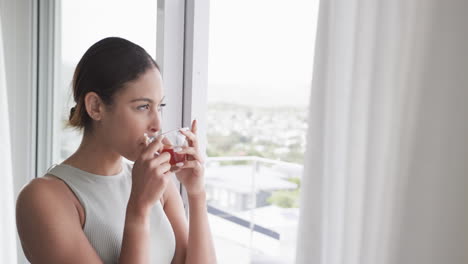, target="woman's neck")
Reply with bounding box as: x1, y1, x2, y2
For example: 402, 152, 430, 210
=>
62, 130, 122, 176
